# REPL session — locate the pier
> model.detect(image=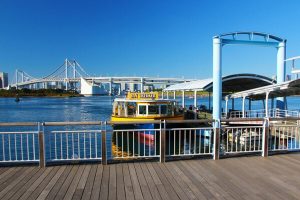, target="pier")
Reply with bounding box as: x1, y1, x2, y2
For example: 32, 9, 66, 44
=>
0, 154, 300, 199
